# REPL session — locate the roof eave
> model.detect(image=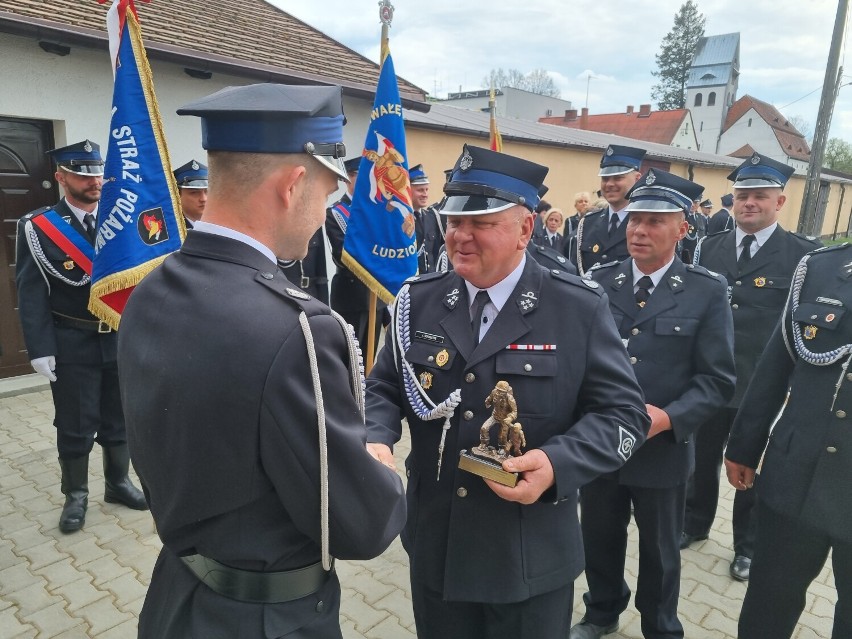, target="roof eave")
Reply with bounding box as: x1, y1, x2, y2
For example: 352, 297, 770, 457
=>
0, 11, 431, 112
